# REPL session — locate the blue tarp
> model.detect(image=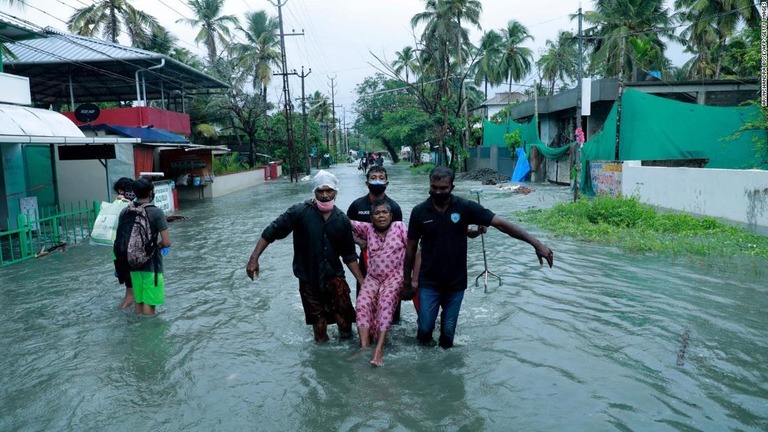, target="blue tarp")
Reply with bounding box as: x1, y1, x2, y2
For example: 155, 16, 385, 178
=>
511, 147, 531, 182
83, 124, 189, 143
